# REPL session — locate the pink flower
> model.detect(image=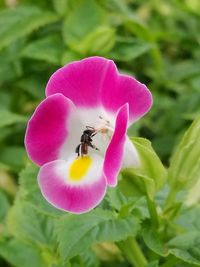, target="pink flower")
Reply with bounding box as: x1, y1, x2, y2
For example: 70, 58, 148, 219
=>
25, 56, 152, 214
